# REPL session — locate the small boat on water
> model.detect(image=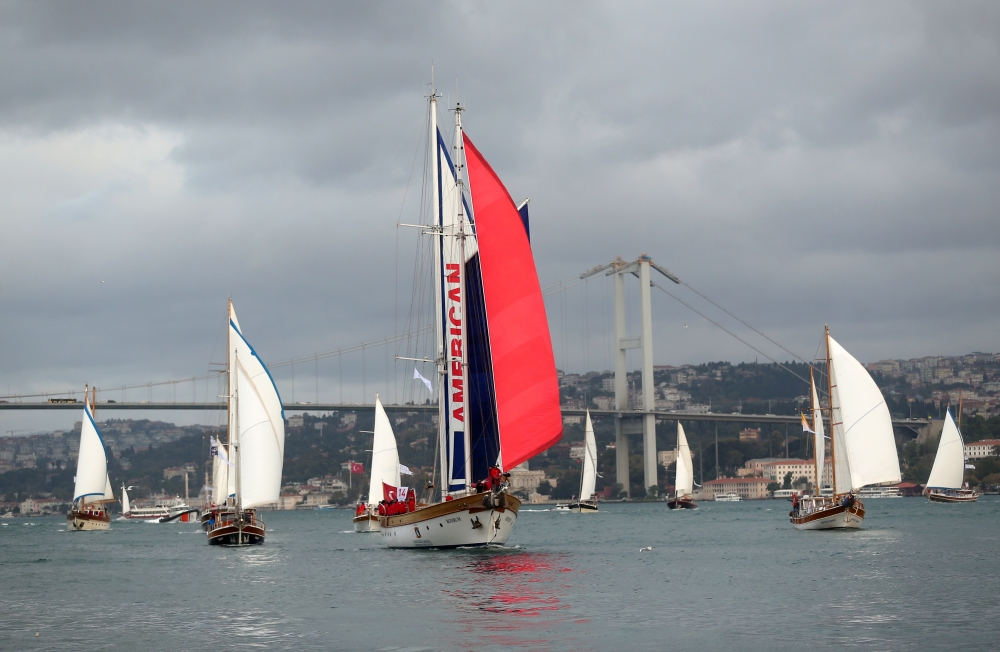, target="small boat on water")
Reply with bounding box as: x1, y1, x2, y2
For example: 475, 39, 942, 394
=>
667, 422, 697, 510
121, 487, 199, 522
206, 299, 285, 546
925, 409, 978, 503
565, 410, 599, 513
713, 492, 742, 502
67, 388, 115, 531
378, 82, 562, 548
790, 327, 901, 530
858, 485, 902, 499
353, 396, 401, 532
